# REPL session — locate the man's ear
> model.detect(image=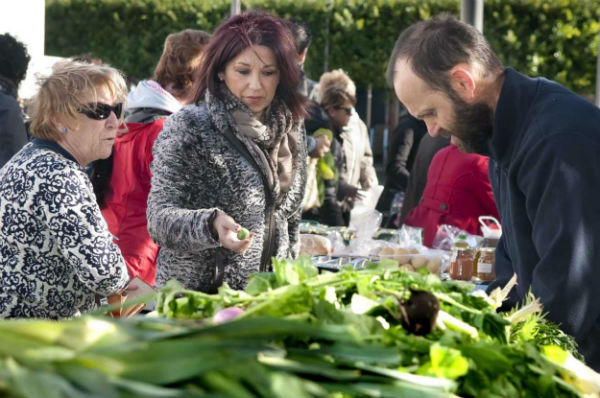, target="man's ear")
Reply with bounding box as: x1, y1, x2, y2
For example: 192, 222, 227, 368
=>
449, 64, 476, 102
